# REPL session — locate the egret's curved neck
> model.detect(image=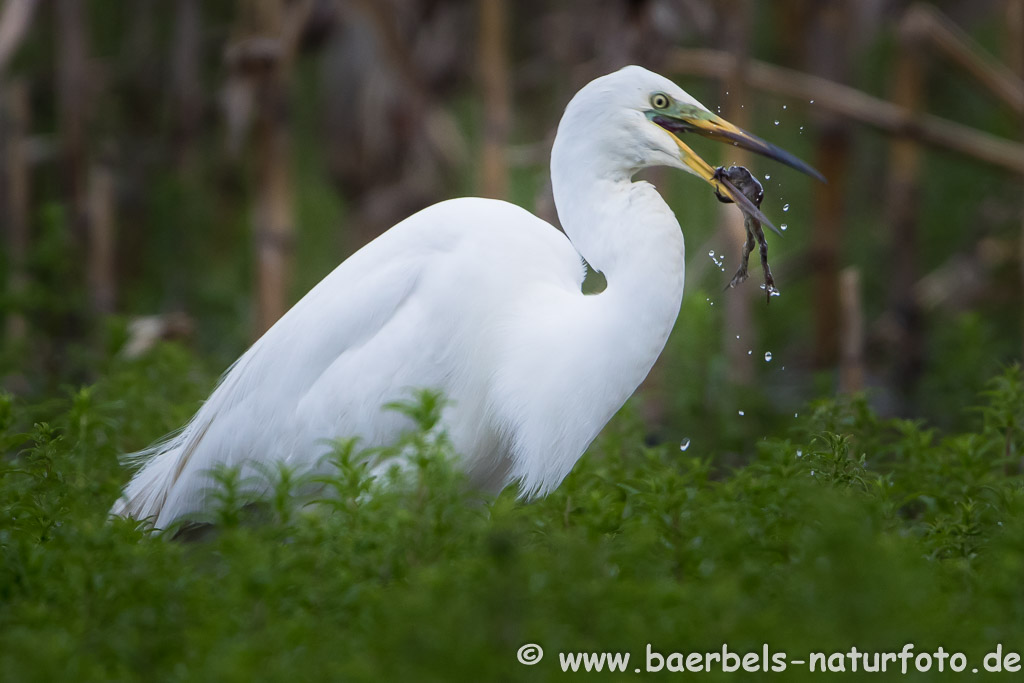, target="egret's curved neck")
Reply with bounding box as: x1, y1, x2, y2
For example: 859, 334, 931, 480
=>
550, 127, 687, 396
550, 132, 686, 305
493, 128, 691, 497
504, 134, 687, 495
